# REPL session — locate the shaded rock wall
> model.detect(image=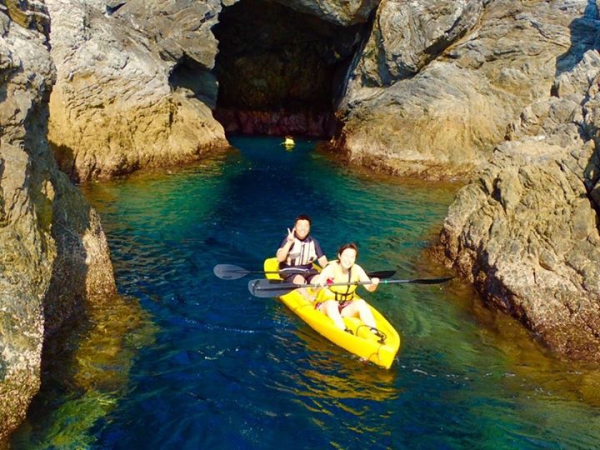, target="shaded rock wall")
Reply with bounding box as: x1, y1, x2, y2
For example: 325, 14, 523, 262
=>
0, 0, 116, 442
213, 0, 366, 137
